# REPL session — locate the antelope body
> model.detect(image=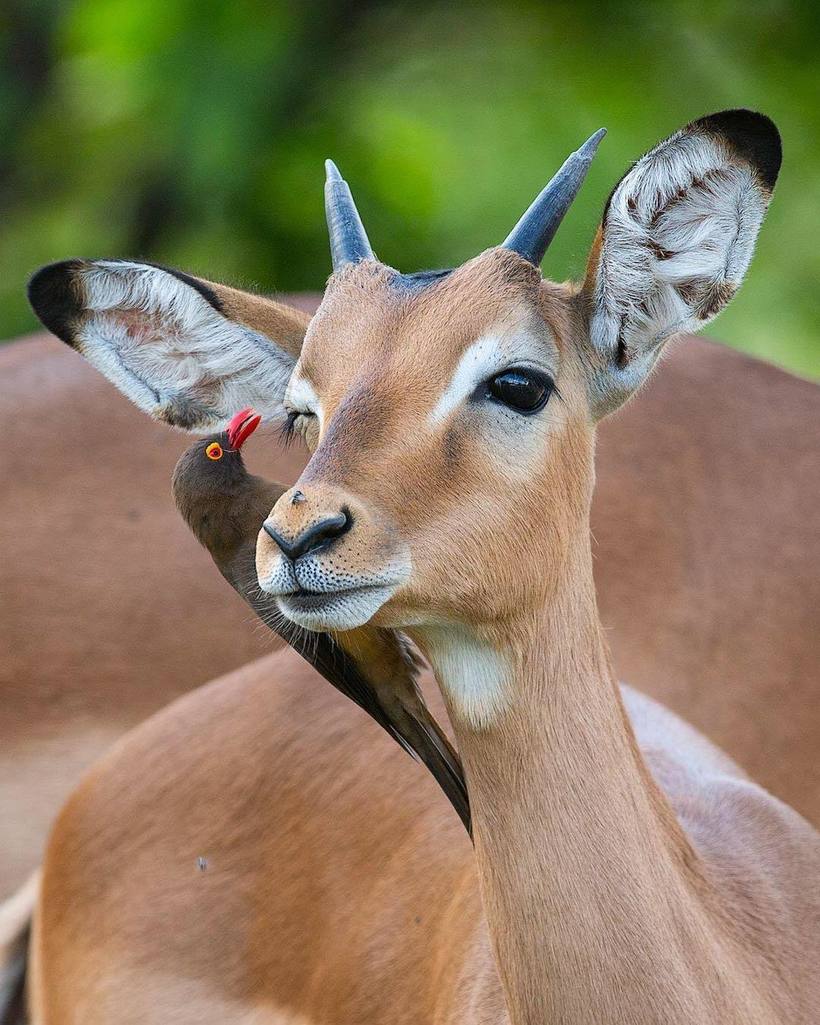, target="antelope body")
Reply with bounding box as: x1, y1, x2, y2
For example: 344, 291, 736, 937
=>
2, 323, 817, 909
16, 109, 820, 1022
